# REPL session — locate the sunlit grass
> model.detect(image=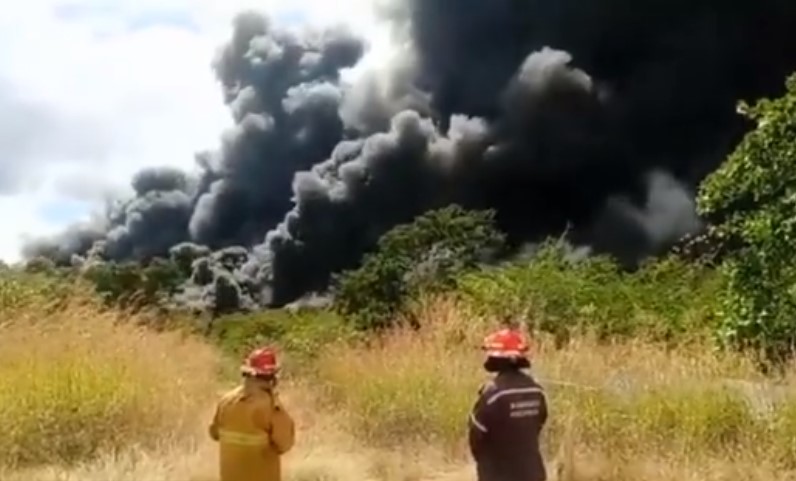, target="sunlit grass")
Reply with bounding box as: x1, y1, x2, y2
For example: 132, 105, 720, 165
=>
316, 296, 796, 478
0, 290, 222, 468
